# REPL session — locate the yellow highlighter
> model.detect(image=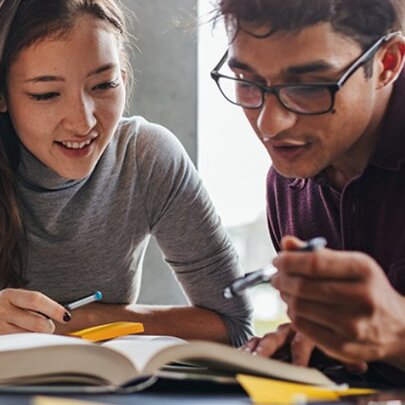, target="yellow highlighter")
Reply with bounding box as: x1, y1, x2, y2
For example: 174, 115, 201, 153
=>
69, 322, 144, 342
